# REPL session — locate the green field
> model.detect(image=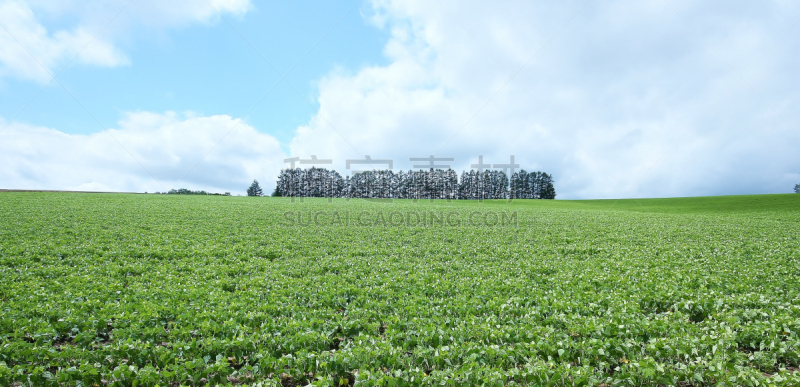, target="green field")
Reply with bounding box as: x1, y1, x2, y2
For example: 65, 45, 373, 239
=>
1, 193, 800, 386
